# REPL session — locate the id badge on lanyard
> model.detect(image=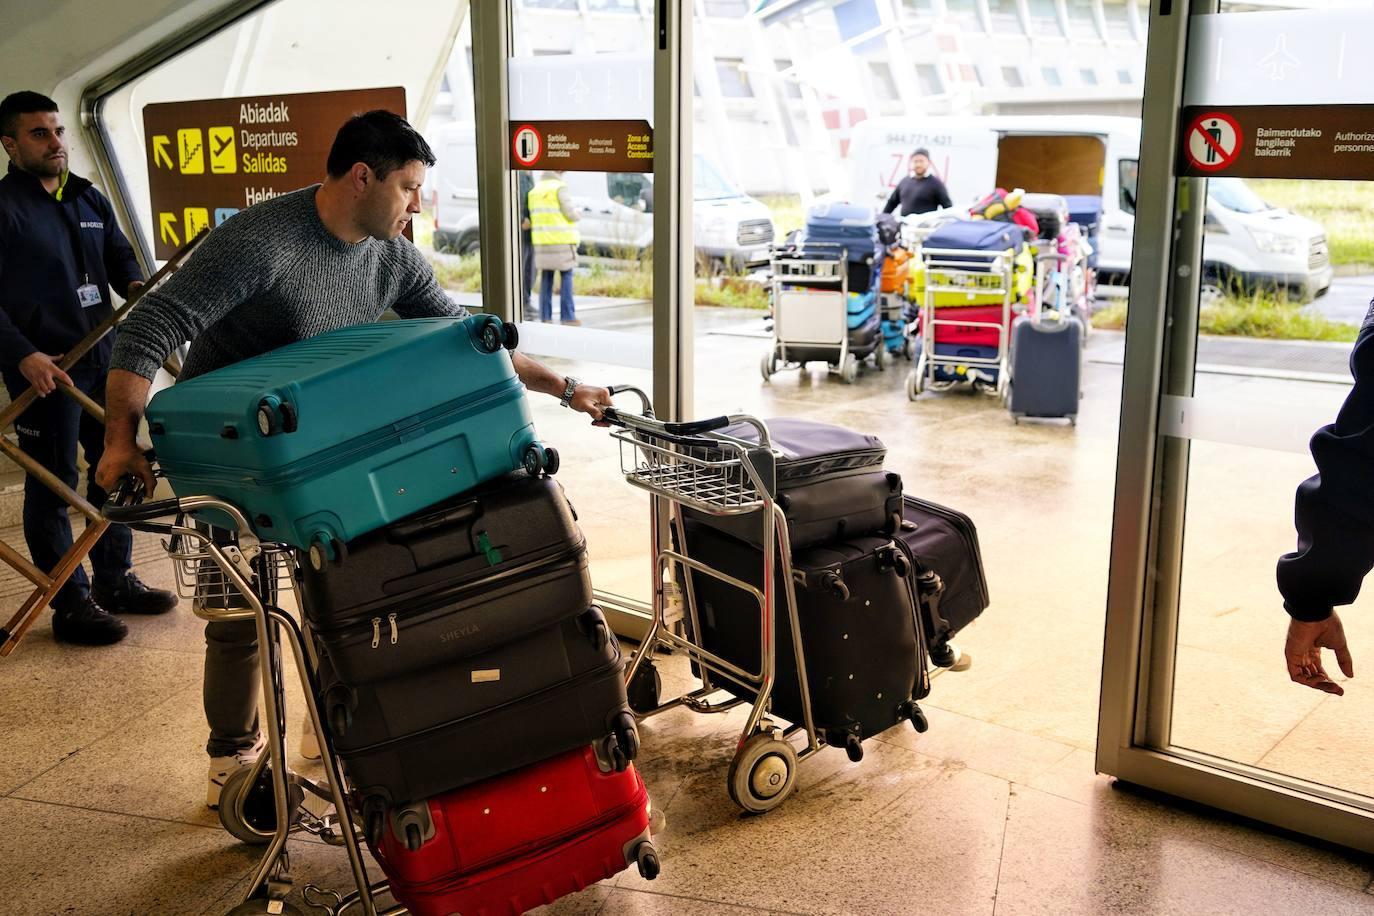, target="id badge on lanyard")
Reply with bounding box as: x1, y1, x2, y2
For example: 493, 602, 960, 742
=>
65, 196, 101, 308
77, 280, 101, 308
